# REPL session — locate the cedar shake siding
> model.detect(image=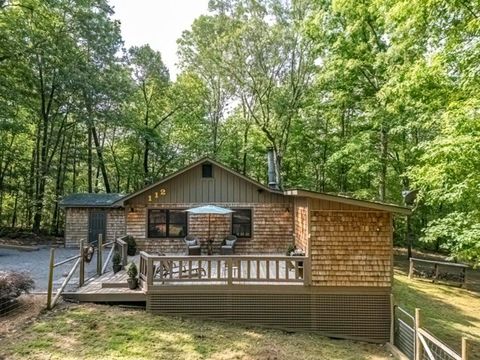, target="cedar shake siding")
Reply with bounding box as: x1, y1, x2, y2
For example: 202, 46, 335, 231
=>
65, 208, 89, 247
126, 203, 293, 254
293, 197, 309, 254
64, 208, 125, 247
310, 208, 392, 287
